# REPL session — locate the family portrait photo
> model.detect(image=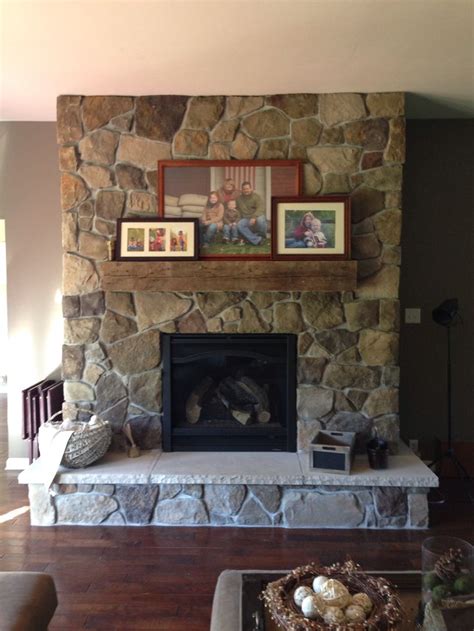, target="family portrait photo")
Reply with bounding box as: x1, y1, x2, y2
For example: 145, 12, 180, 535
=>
158, 160, 302, 260
116, 219, 198, 261
272, 196, 351, 261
